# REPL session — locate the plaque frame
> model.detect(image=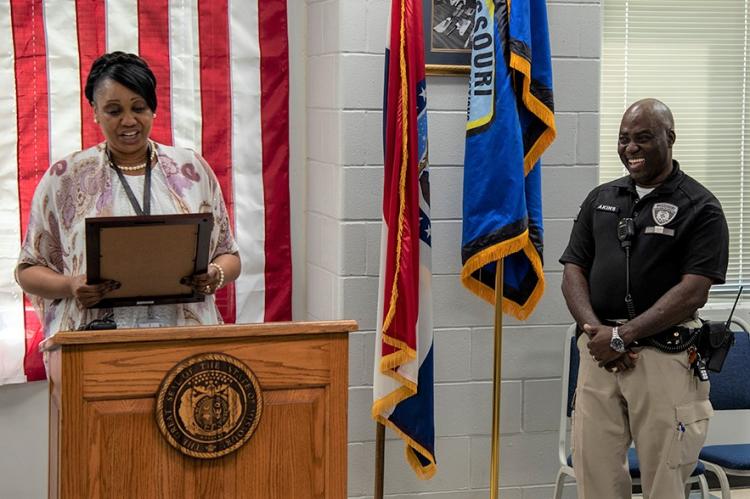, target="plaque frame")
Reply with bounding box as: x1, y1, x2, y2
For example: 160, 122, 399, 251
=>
85, 213, 213, 308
